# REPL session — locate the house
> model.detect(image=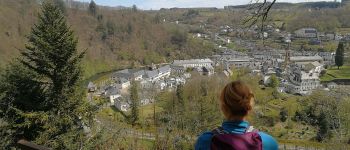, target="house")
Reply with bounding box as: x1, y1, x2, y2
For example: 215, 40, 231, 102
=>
105, 86, 121, 104
140, 80, 153, 89
294, 28, 317, 38
141, 98, 153, 105
172, 59, 213, 69
120, 78, 131, 89
318, 52, 334, 66
183, 73, 191, 79
327, 82, 338, 89
325, 32, 336, 40
144, 65, 171, 82
171, 65, 186, 74
290, 56, 323, 63
145, 70, 159, 82
165, 77, 186, 88
87, 81, 96, 92
155, 80, 167, 90
114, 99, 129, 112
224, 58, 259, 70
284, 62, 322, 95
111, 69, 145, 81
172, 59, 214, 75
158, 65, 171, 79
